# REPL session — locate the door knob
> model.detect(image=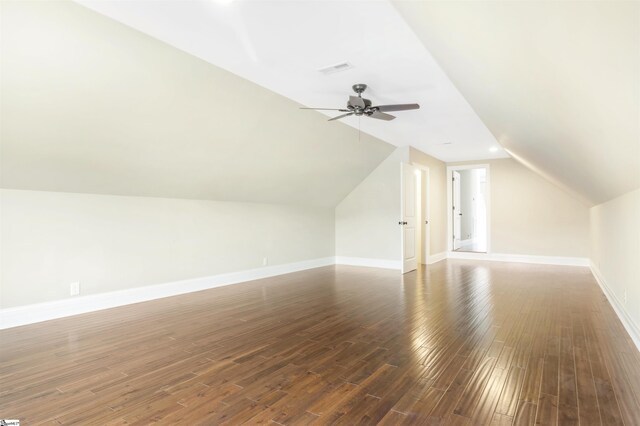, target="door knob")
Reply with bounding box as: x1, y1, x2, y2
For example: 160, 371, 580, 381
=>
398, 221, 408, 225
